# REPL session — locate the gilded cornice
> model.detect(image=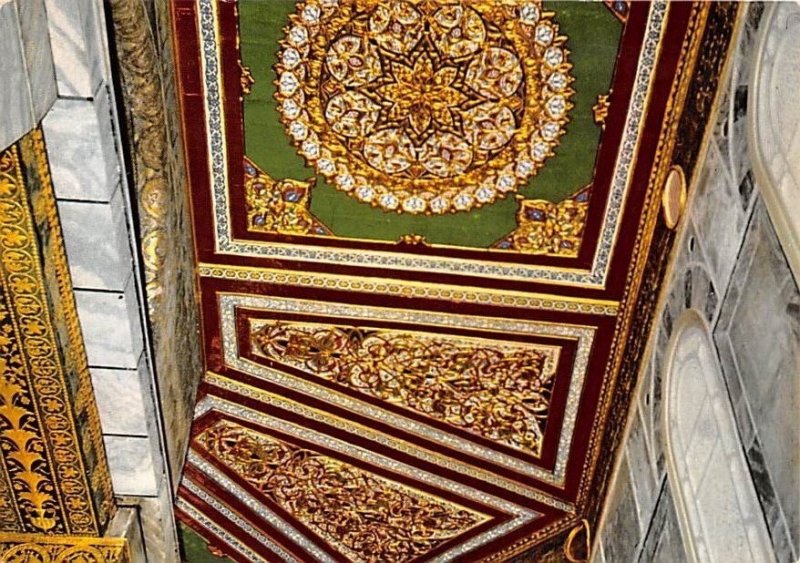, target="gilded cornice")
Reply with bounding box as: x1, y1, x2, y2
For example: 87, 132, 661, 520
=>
0, 131, 115, 535
107, 0, 169, 308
